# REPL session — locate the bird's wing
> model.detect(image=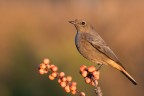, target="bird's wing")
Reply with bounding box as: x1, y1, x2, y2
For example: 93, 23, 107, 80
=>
86, 33, 122, 65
